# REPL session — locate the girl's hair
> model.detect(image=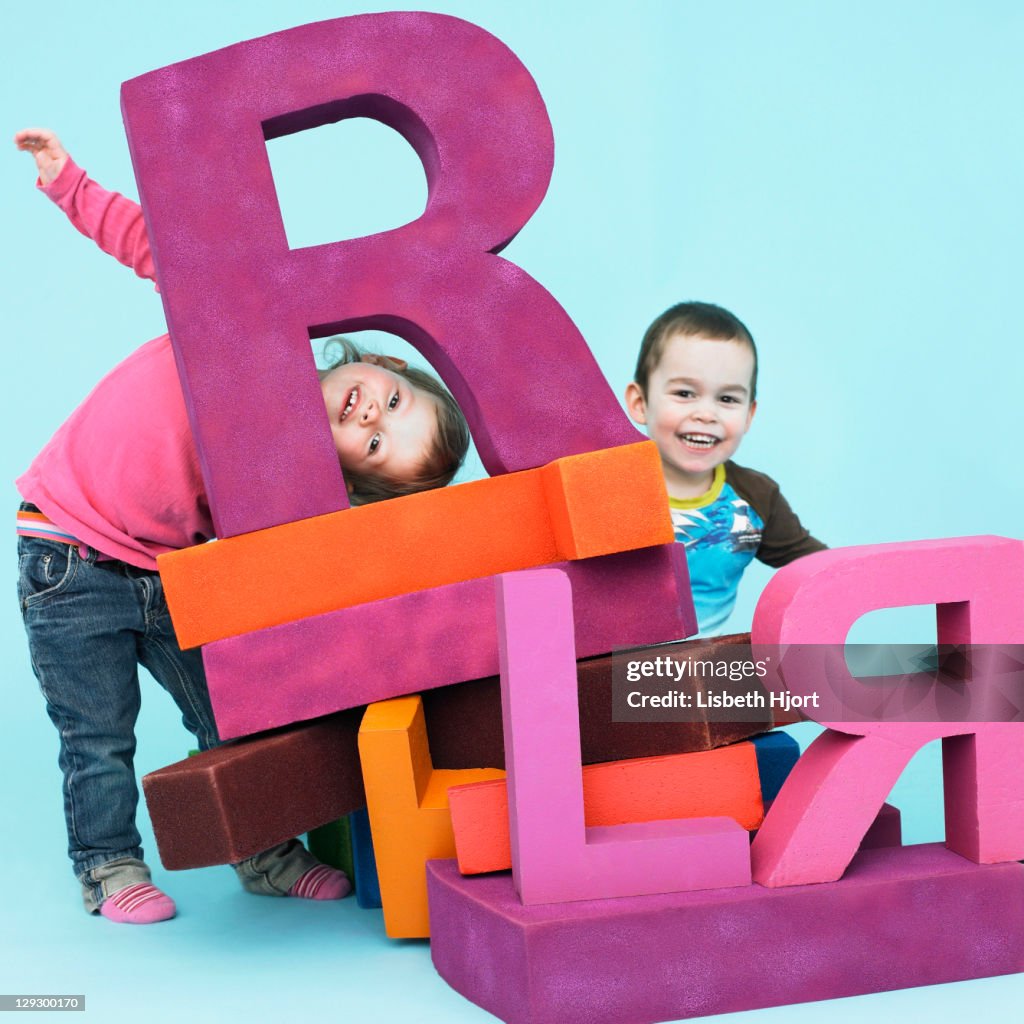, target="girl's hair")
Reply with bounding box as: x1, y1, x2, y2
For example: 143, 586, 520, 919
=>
319, 337, 471, 504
